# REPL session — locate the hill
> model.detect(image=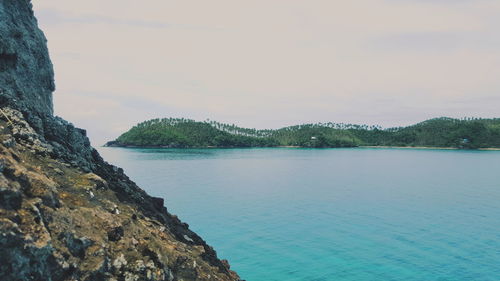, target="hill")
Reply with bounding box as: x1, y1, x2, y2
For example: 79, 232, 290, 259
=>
106, 117, 500, 149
